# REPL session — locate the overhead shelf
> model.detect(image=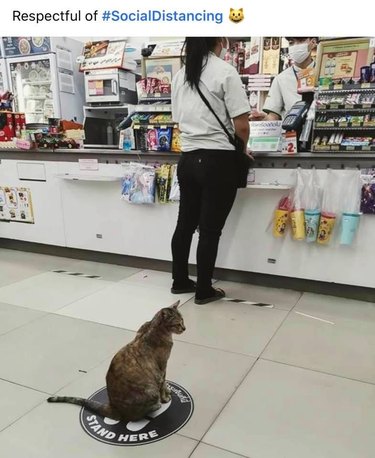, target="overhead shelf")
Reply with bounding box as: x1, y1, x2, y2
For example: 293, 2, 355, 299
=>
55, 173, 122, 182
247, 183, 291, 190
